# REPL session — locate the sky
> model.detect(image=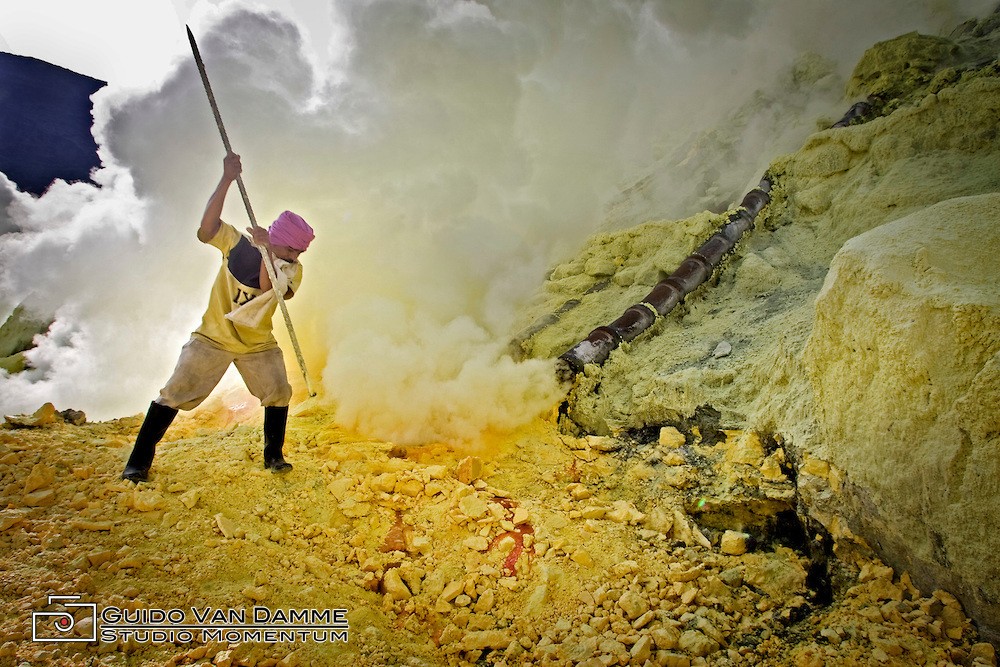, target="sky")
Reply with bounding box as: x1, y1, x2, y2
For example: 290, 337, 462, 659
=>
0, 0, 995, 445
0, 1, 187, 88
0, 0, 344, 89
